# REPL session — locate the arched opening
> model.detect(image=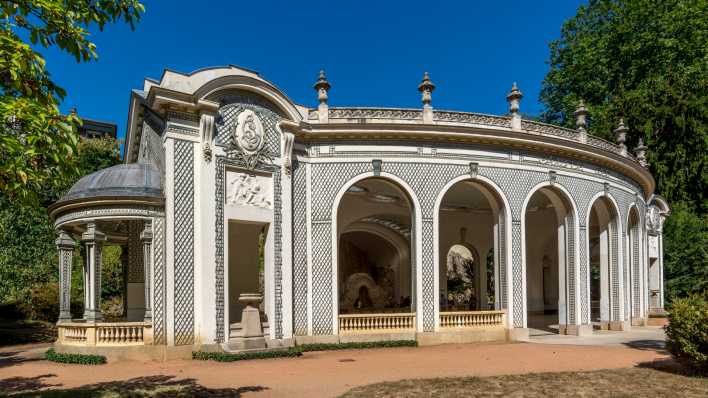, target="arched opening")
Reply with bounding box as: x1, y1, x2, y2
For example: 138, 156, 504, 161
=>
438, 180, 503, 314
588, 196, 619, 329
524, 186, 575, 335
627, 206, 641, 324
337, 178, 414, 316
